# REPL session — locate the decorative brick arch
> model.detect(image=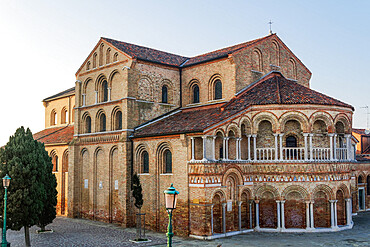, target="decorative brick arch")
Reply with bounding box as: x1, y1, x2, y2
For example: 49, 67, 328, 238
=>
336, 183, 350, 199
226, 122, 241, 137
282, 185, 309, 200
138, 76, 154, 101
135, 143, 150, 174
155, 142, 173, 174
254, 184, 280, 199
240, 188, 253, 200
279, 111, 309, 133
334, 114, 351, 134
238, 116, 252, 135
309, 111, 334, 133
312, 184, 334, 200
208, 74, 222, 101
252, 111, 279, 134
108, 69, 120, 88
211, 189, 227, 203
221, 167, 243, 187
